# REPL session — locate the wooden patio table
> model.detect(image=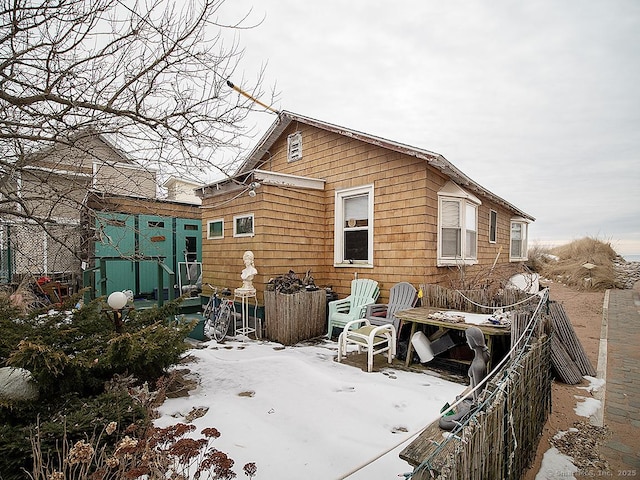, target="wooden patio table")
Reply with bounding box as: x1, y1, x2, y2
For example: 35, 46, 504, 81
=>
394, 306, 511, 370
